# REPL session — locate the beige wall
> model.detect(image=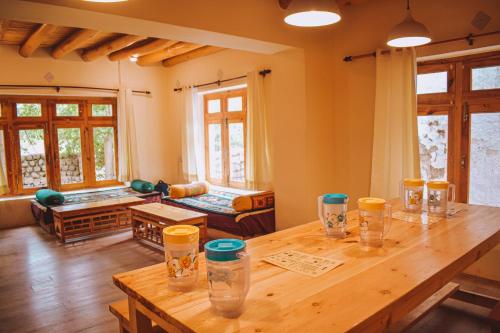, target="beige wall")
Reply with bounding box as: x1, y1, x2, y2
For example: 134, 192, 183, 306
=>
0, 45, 171, 228
165, 48, 309, 230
